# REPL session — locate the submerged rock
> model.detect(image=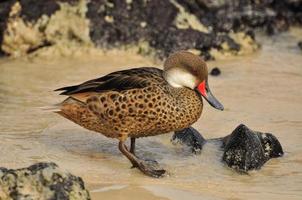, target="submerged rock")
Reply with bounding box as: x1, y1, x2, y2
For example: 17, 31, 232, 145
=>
172, 126, 206, 153
298, 41, 302, 51
222, 124, 283, 171
210, 67, 221, 76
256, 132, 284, 159
172, 124, 283, 172
0, 162, 90, 200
